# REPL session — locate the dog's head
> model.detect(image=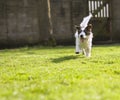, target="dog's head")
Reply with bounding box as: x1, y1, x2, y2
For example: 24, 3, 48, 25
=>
79, 24, 92, 39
